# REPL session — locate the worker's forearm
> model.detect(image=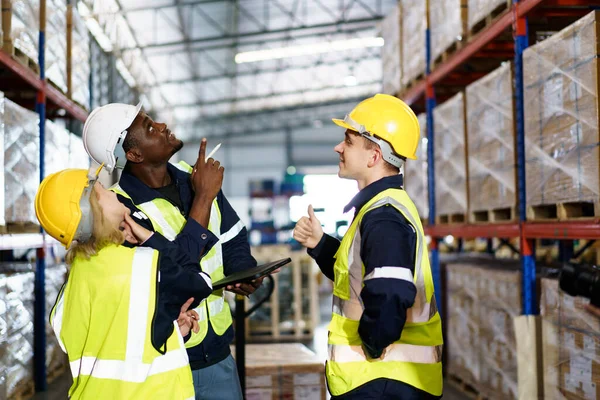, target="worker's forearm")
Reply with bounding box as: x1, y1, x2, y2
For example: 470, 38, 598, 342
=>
189, 196, 213, 229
